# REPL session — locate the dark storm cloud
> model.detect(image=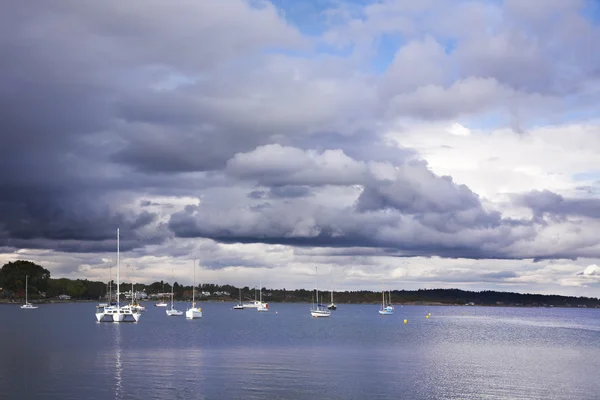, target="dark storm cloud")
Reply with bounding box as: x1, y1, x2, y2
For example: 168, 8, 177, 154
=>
0, 1, 303, 252
515, 190, 600, 220
168, 146, 537, 260
355, 167, 482, 214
